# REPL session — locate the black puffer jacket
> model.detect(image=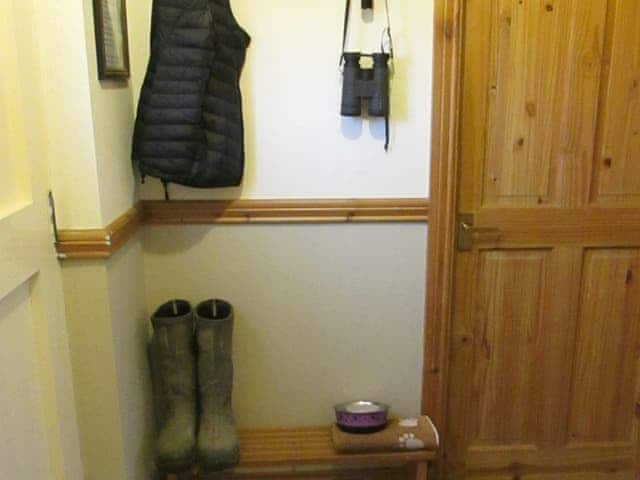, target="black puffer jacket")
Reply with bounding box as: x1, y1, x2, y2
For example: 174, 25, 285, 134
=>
132, 0, 250, 189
